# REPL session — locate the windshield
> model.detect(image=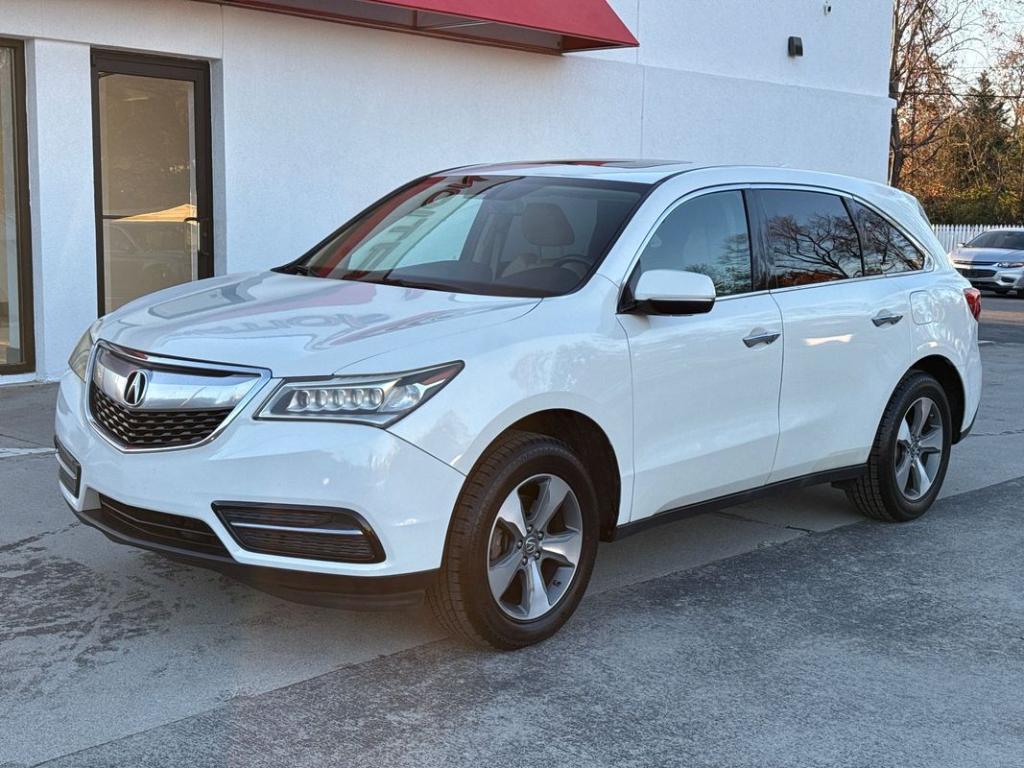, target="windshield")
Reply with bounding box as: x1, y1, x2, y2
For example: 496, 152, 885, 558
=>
965, 231, 1024, 251
286, 175, 647, 297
